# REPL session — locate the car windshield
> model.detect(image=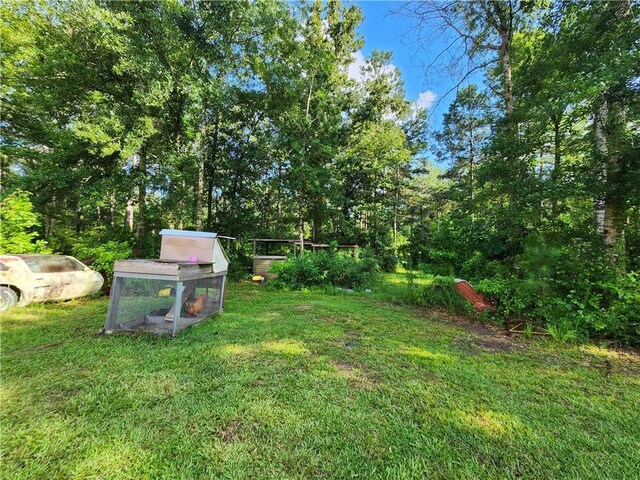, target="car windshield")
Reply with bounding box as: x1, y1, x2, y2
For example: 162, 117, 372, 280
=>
20, 256, 86, 273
